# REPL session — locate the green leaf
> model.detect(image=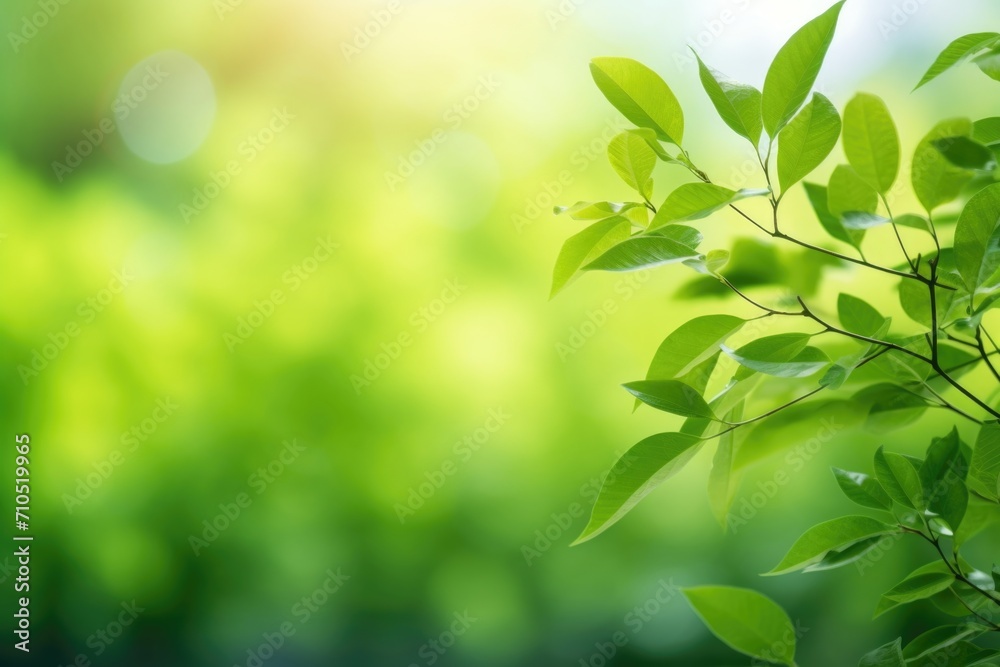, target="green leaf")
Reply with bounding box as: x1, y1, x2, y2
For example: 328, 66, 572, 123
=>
645, 315, 746, 381
828, 164, 878, 218
607, 131, 656, 199
761, 1, 846, 137
709, 402, 746, 529
895, 213, 935, 235
723, 332, 809, 380
970, 420, 1000, 501
853, 383, 930, 433
954, 182, 1000, 294
973, 117, 1000, 146
874, 446, 924, 510
912, 118, 976, 213
734, 399, 862, 470
777, 92, 841, 192
903, 625, 989, 661
766, 515, 896, 576
833, 468, 893, 510
573, 432, 703, 543
804, 535, 884, 573
843, 93, 900, 195
684, 249, 730, 276
921, 428, 969, 531
554, 201, 644, 220
874, 571, 955, 618
694, 52, 763, 147
859, 638, 905, 667
914, 33, 1000, 90
724, 342, 828, 379
583, 234, 701, 272
933, 136, 998, 171
838, 293, 887, 336
909, 641, 1000, 667
804, 181, 865, 250
625, 128, 679, 162
550, 216, 631, 297
590, 57, 684, 145
975, 45, 1000, 82
623, 380, 717, 420
683, 587, 796, 666
650, 183, 769, 229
